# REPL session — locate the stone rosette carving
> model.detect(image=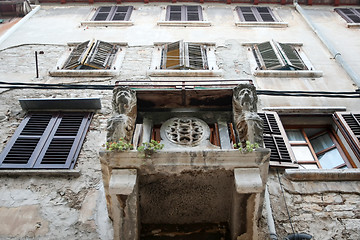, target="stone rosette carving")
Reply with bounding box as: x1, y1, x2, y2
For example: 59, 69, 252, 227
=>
160, 117, 218, 149
233, 84, 263, 147
107, 86, 137, 143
